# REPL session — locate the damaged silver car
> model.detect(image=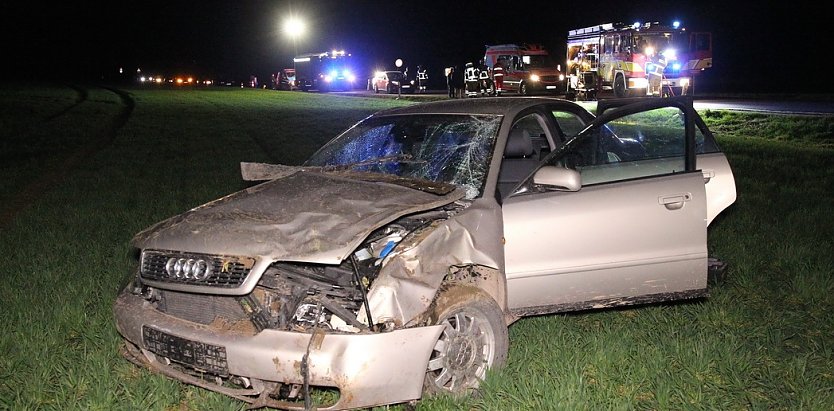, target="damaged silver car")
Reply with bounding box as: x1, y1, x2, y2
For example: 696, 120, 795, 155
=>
114, 96, 736, 410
